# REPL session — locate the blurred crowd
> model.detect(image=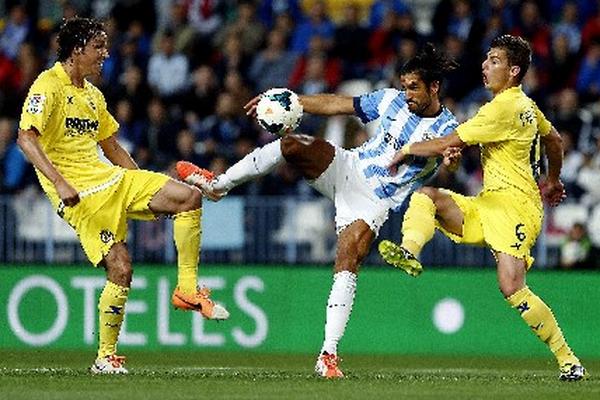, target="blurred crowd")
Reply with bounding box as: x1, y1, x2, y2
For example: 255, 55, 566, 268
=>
1, 0, 600, 261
